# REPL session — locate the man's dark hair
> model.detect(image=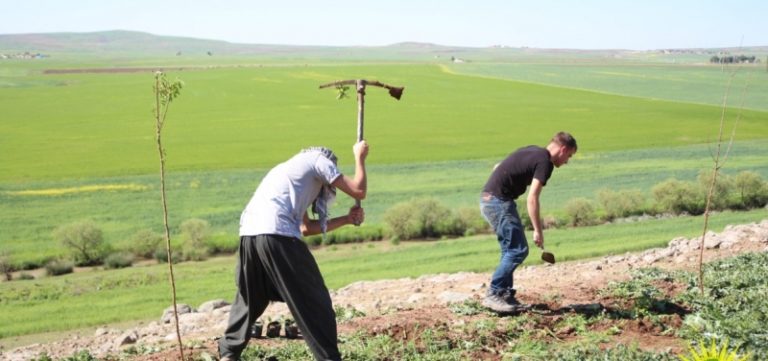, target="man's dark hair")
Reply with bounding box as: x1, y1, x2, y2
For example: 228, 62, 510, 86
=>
551, 131, 577, 151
